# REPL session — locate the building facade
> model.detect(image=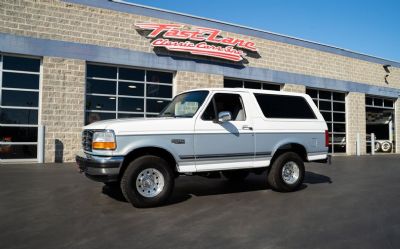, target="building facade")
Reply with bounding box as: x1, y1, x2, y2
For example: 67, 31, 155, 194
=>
0, 0, 399, 163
